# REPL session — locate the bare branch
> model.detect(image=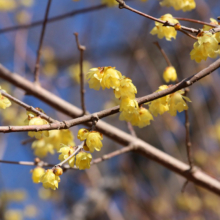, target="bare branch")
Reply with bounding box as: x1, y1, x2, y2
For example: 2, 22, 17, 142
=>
74, 33, 86, 115
174, 17, 218, 27
0, 89, 56, 123
34, 0, 52, 84
1, 64, 220, 194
